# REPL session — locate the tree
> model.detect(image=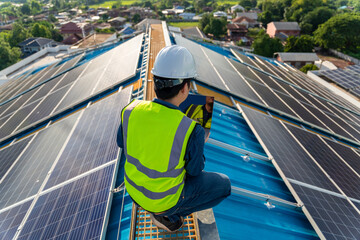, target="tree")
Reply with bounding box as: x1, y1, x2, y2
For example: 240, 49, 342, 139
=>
132, 13, 141, 23
199, 13, 211, 31
284, 35, 314, 52
314, 13, 360, 50
300, 7, 334, 34
31, 23, 51, 38
285, 0, 323, 22
259, 10, 272, 28
200, 14, 227, 38
30, 0, 41, 15
300, 64, 319, 73
0, 41, 21, 71
252, 34, 284, 57
239, 0, 253, 11
20, 3, 31, 15
8, 23, 30, 48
